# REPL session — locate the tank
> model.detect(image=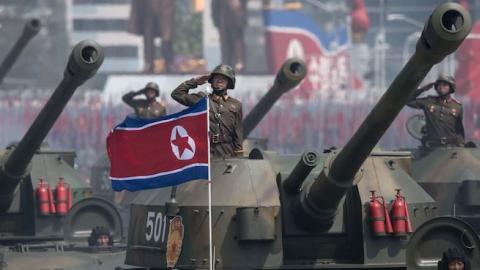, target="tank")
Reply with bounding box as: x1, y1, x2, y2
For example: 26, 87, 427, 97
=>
404, 100, 480, 266
399, 4, 480, 265
123, 3, 479, 270
405, 111, 480, 216
0, 40, 127, 270
0, 18, 41, 86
